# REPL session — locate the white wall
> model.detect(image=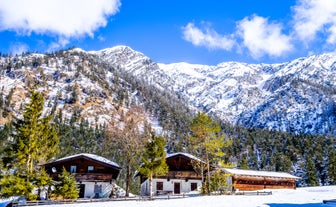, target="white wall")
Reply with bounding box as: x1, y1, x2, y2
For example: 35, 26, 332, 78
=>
141, 178, 202, 196
140, 180, 150, 196
81, 181, 111, 198
227, 176, 233, 192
